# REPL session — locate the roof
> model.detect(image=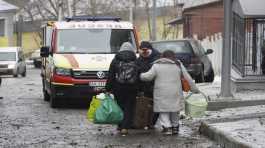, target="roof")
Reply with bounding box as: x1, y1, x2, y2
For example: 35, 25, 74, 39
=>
233, 0, 265, 18
0, 47, 20, 52
150, 38, 196, 43
167, 16, 183, 25
3, 0, 29, 8
0, 0, 18, 13
54, 21, 133, 30
183, 0, 221, 10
